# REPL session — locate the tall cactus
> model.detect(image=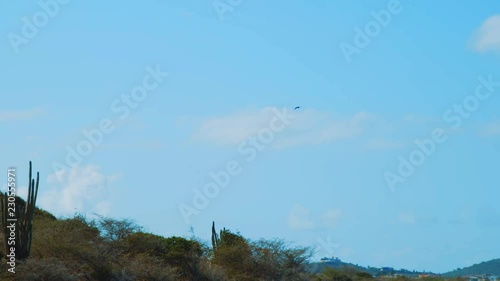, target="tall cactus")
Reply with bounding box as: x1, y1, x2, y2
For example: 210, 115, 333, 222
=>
211, 221, 219, 254
1, 161, 39, 260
